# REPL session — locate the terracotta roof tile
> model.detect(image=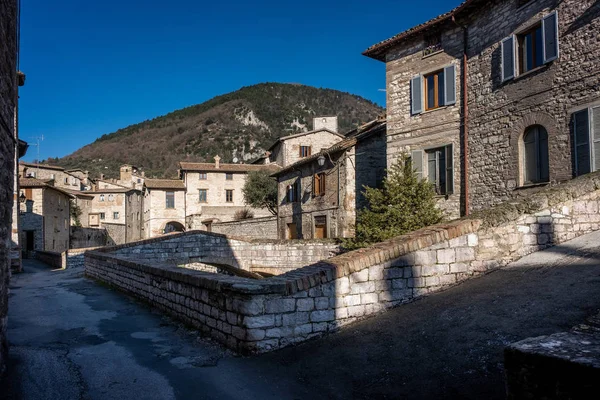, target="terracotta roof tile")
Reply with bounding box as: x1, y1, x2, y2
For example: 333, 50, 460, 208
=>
143, 179, 186, 190
20, 162, 65, 171
179, 162, 280, 173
